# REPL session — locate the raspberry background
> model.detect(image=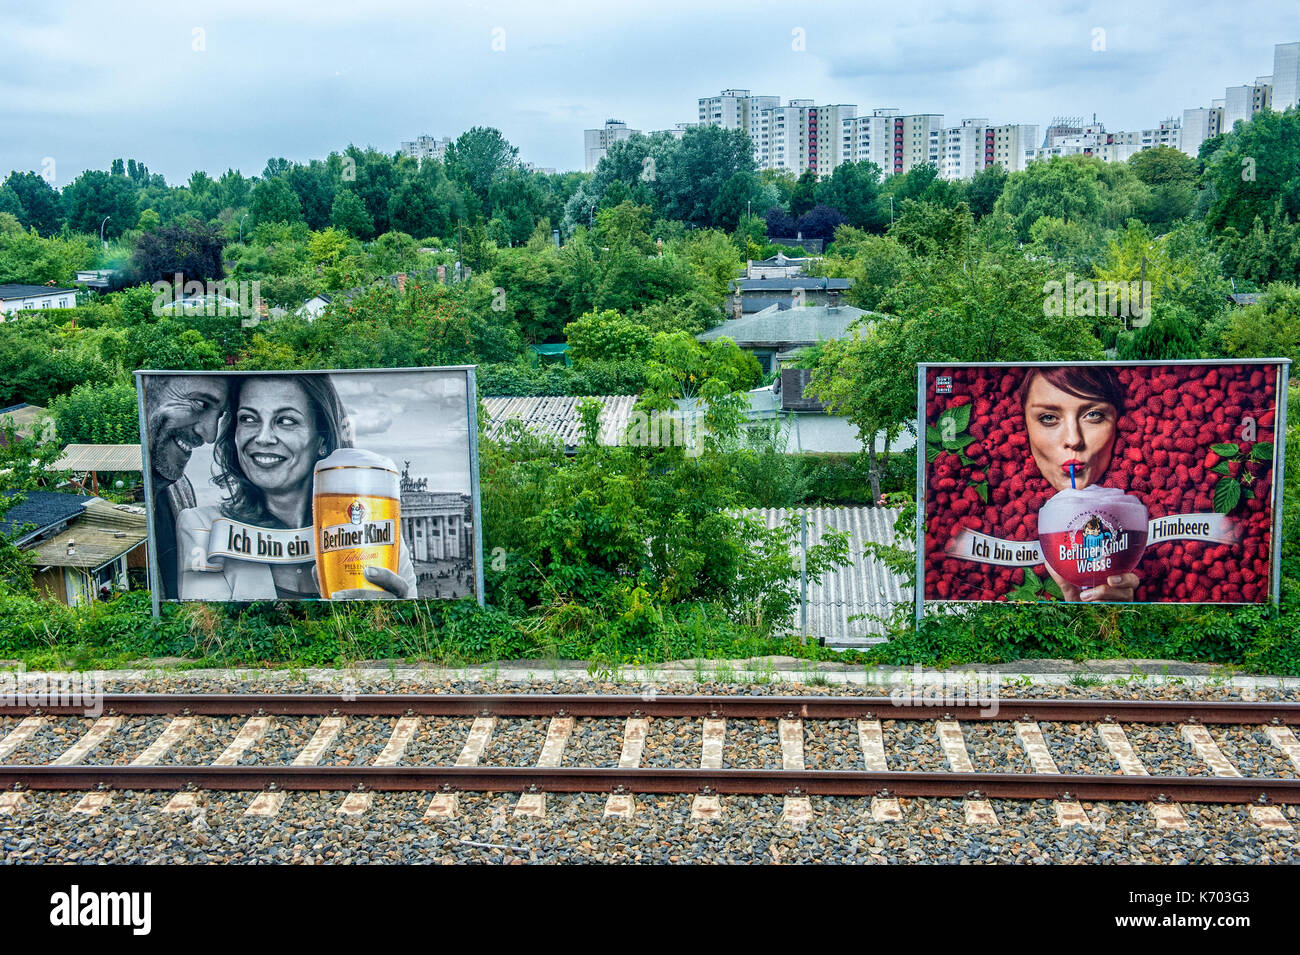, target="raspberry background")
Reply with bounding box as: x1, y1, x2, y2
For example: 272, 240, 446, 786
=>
922, 364, 1281, 603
